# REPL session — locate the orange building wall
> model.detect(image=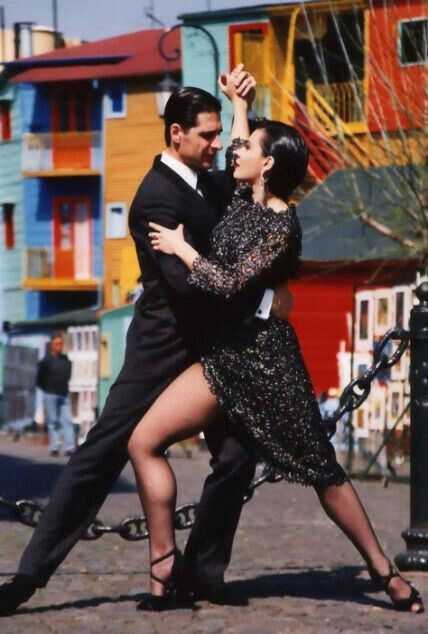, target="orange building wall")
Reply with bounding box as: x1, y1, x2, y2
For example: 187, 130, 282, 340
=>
368, 0, 427, 133
104, 79, 165, 307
